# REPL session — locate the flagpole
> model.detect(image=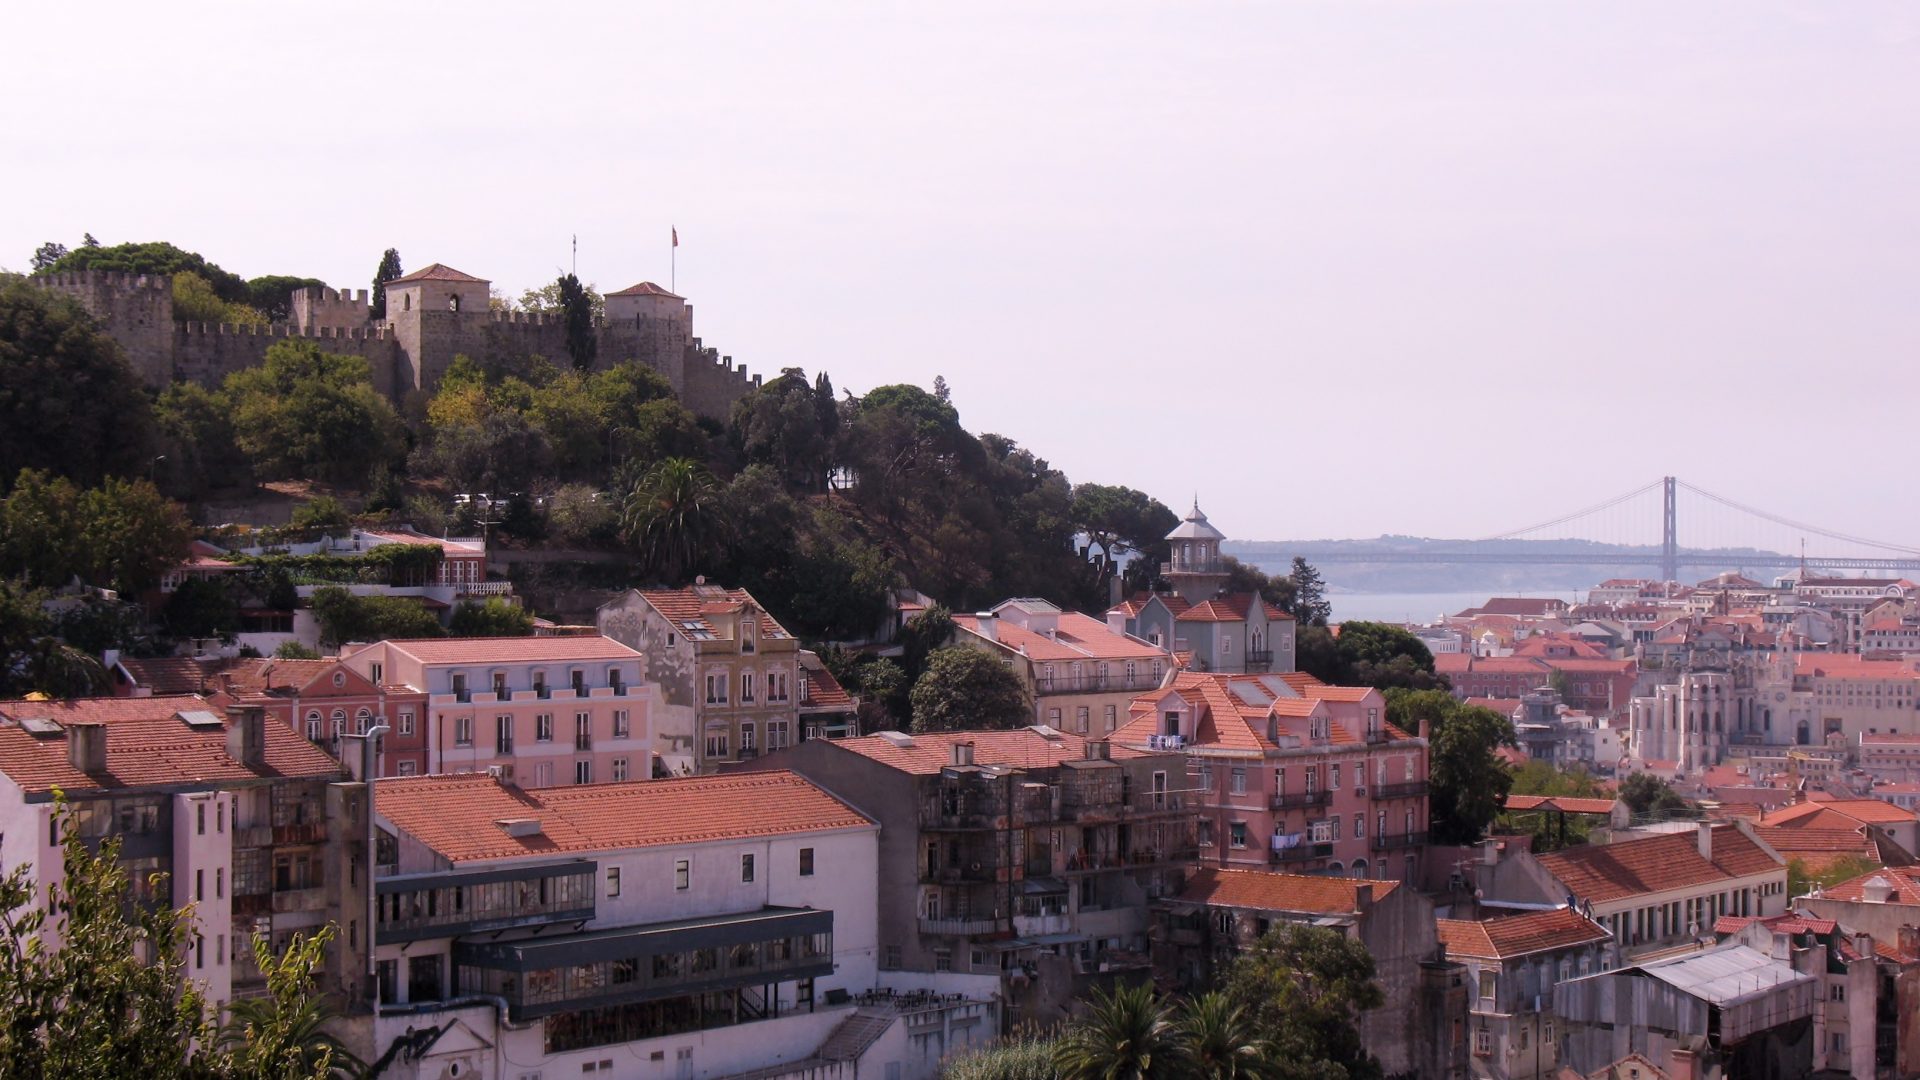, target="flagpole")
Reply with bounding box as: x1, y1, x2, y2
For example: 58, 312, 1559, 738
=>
671, 226, 677, 294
